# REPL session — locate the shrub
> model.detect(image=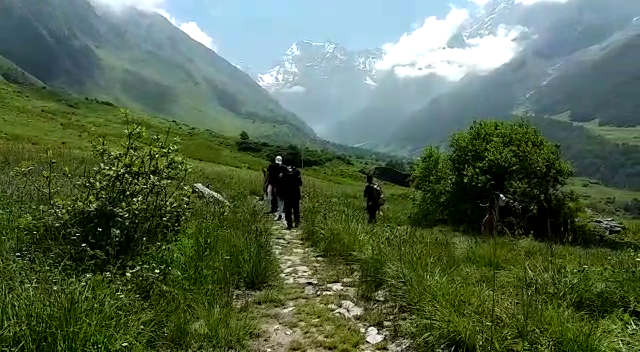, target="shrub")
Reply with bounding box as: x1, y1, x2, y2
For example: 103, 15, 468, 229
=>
412, 119, 579, 239
19, 118, 192, 269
